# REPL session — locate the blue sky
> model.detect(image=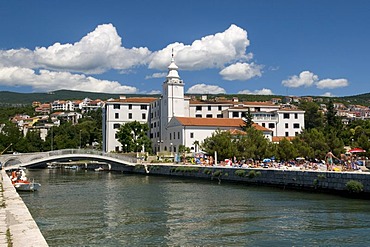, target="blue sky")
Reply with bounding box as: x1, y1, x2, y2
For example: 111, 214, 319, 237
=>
0, 0, 369, 97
